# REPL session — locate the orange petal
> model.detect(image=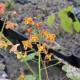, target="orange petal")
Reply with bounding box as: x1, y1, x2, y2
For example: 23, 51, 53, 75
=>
27, 28, 32, 33
35, 22, 42, 28
9, 44, 20, 53
5, 21, 14, 30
